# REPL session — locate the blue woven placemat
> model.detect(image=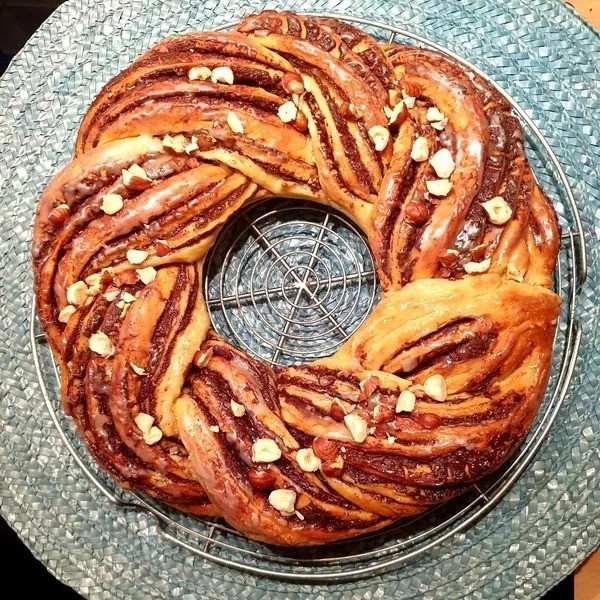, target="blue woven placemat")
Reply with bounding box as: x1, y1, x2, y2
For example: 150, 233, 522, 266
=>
0, 1, 599, 598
